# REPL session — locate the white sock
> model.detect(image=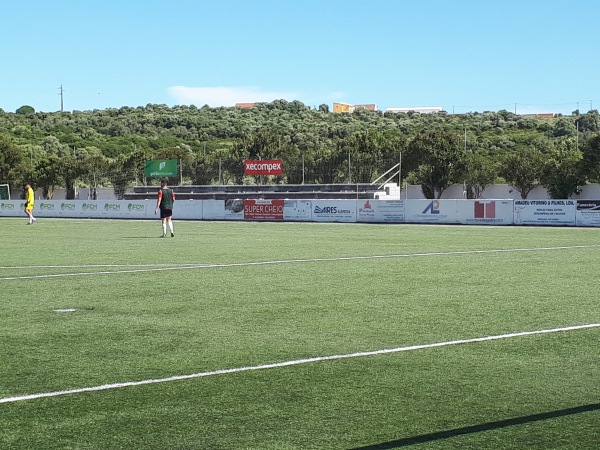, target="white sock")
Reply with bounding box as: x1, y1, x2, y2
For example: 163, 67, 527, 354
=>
162, 224, 167, 235
168, 222, 174, 233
